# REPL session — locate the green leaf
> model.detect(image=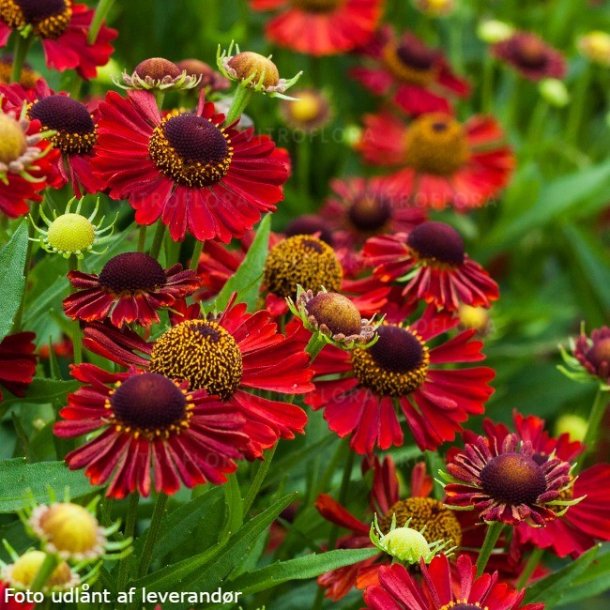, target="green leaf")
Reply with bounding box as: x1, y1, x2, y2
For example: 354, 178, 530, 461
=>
134, 492, 298, 593
228, 548, 379, 595
221, 474, 243, 541
0, 378, 78, 408
0, 459, 98, 512
525, 544, 600, 606
0, 222, 29, 341
212, 214, 270, 311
